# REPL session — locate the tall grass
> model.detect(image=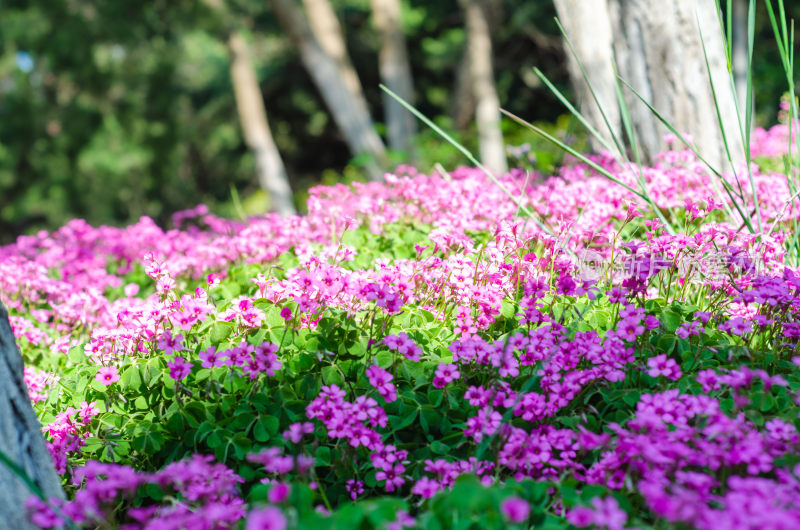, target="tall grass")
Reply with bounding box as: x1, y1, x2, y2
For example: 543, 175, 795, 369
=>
528, 0, 799, 263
